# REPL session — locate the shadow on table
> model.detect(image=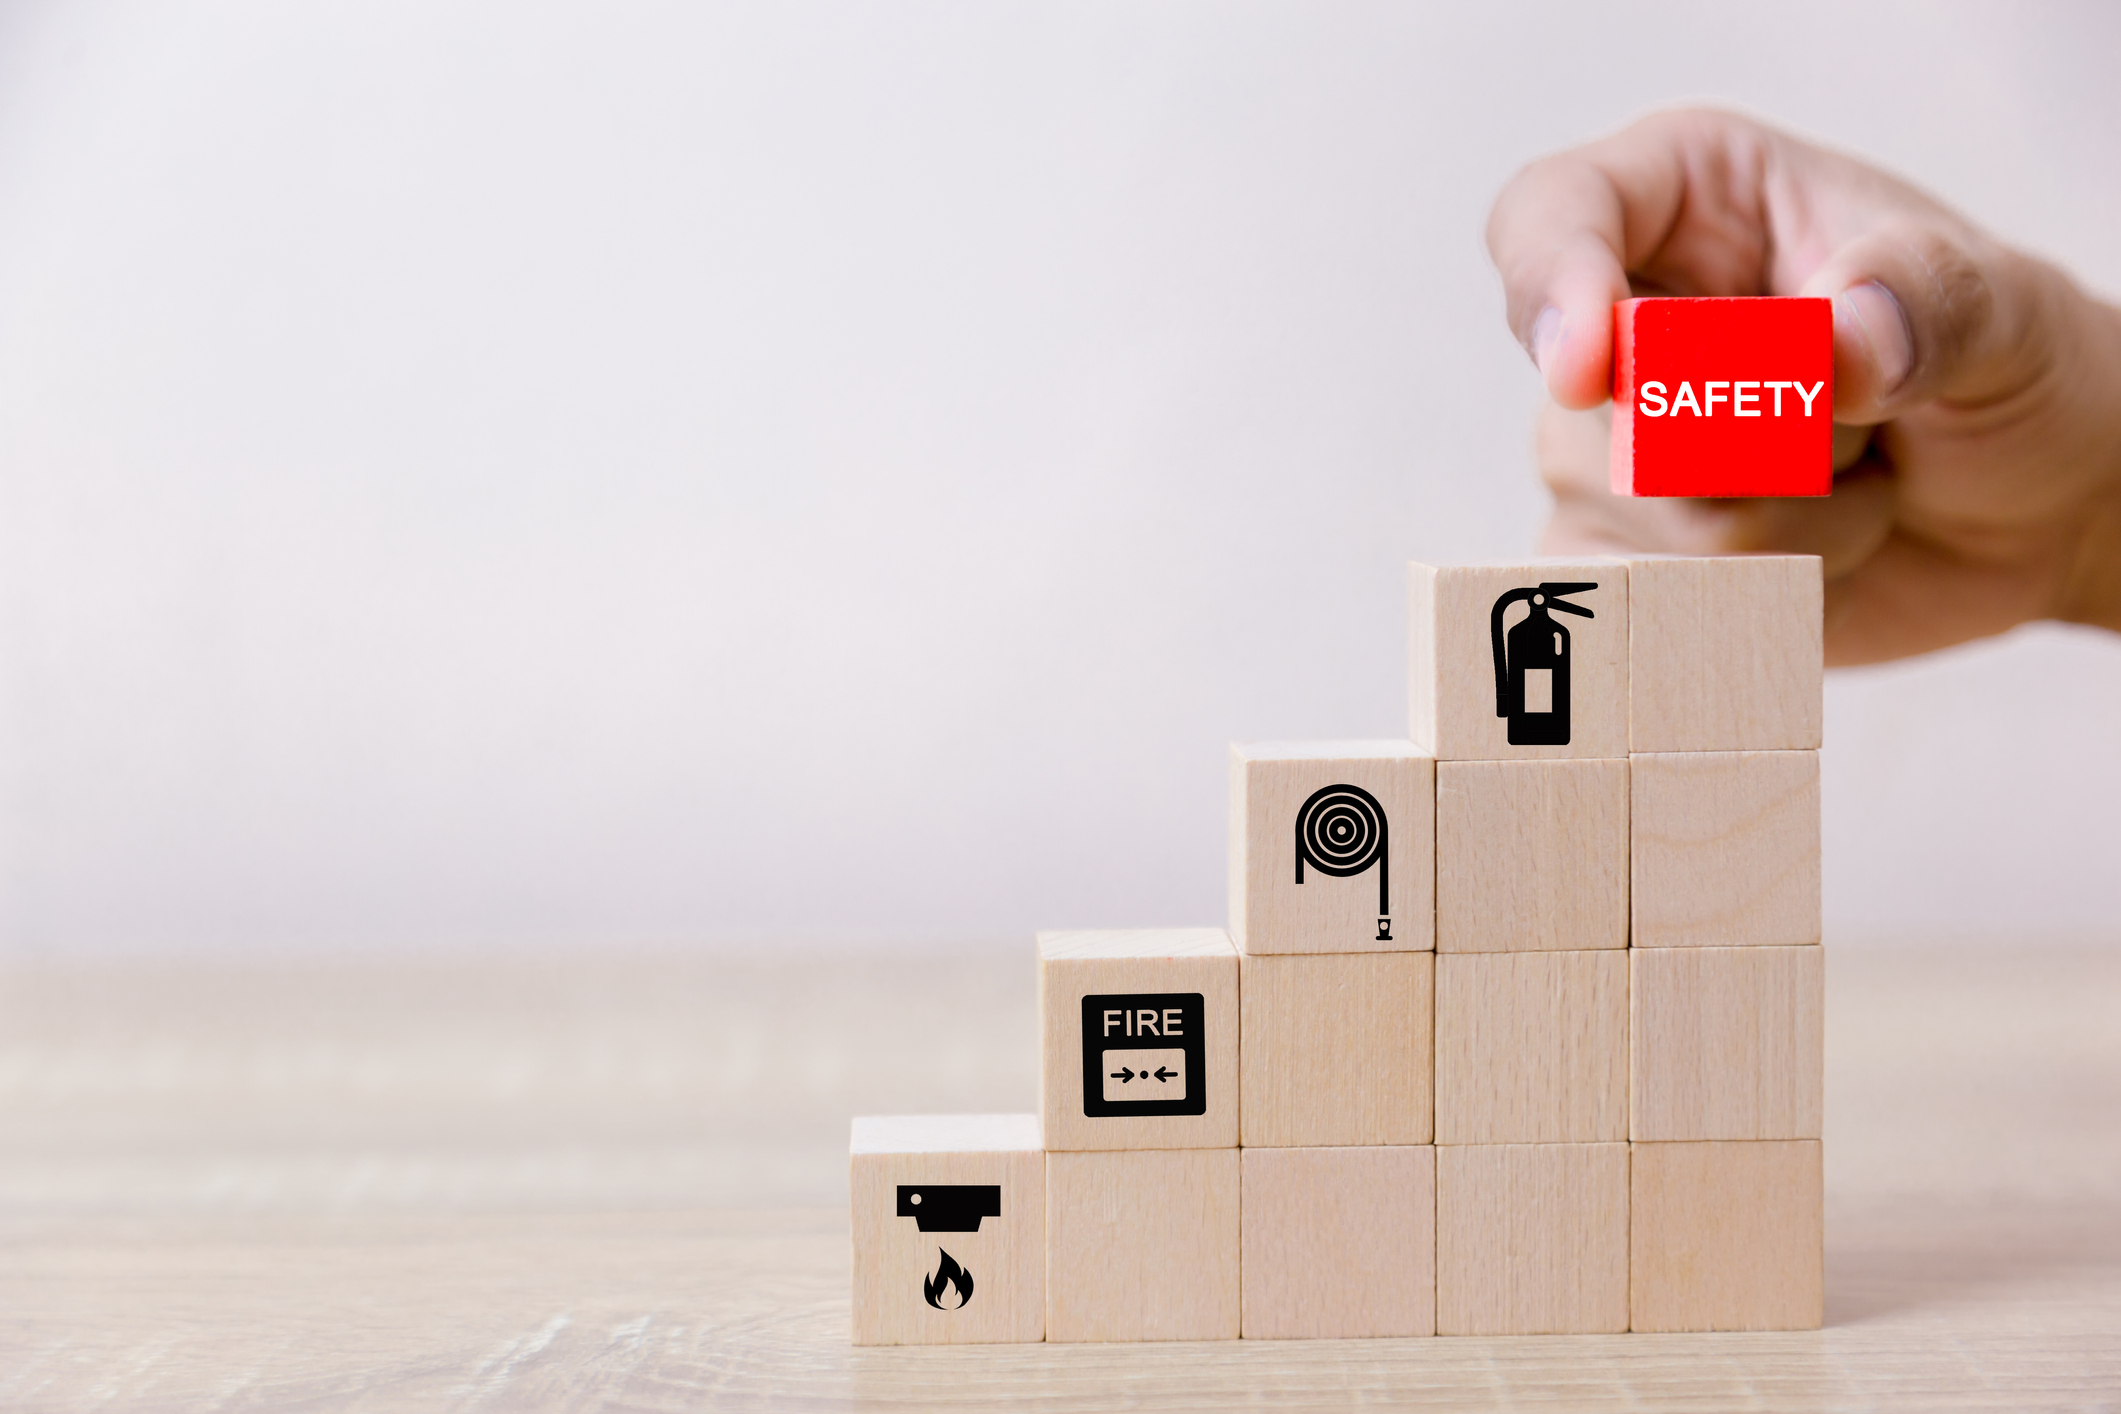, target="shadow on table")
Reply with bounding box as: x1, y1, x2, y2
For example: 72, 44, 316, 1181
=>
1825, 1192, 2121, 1326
